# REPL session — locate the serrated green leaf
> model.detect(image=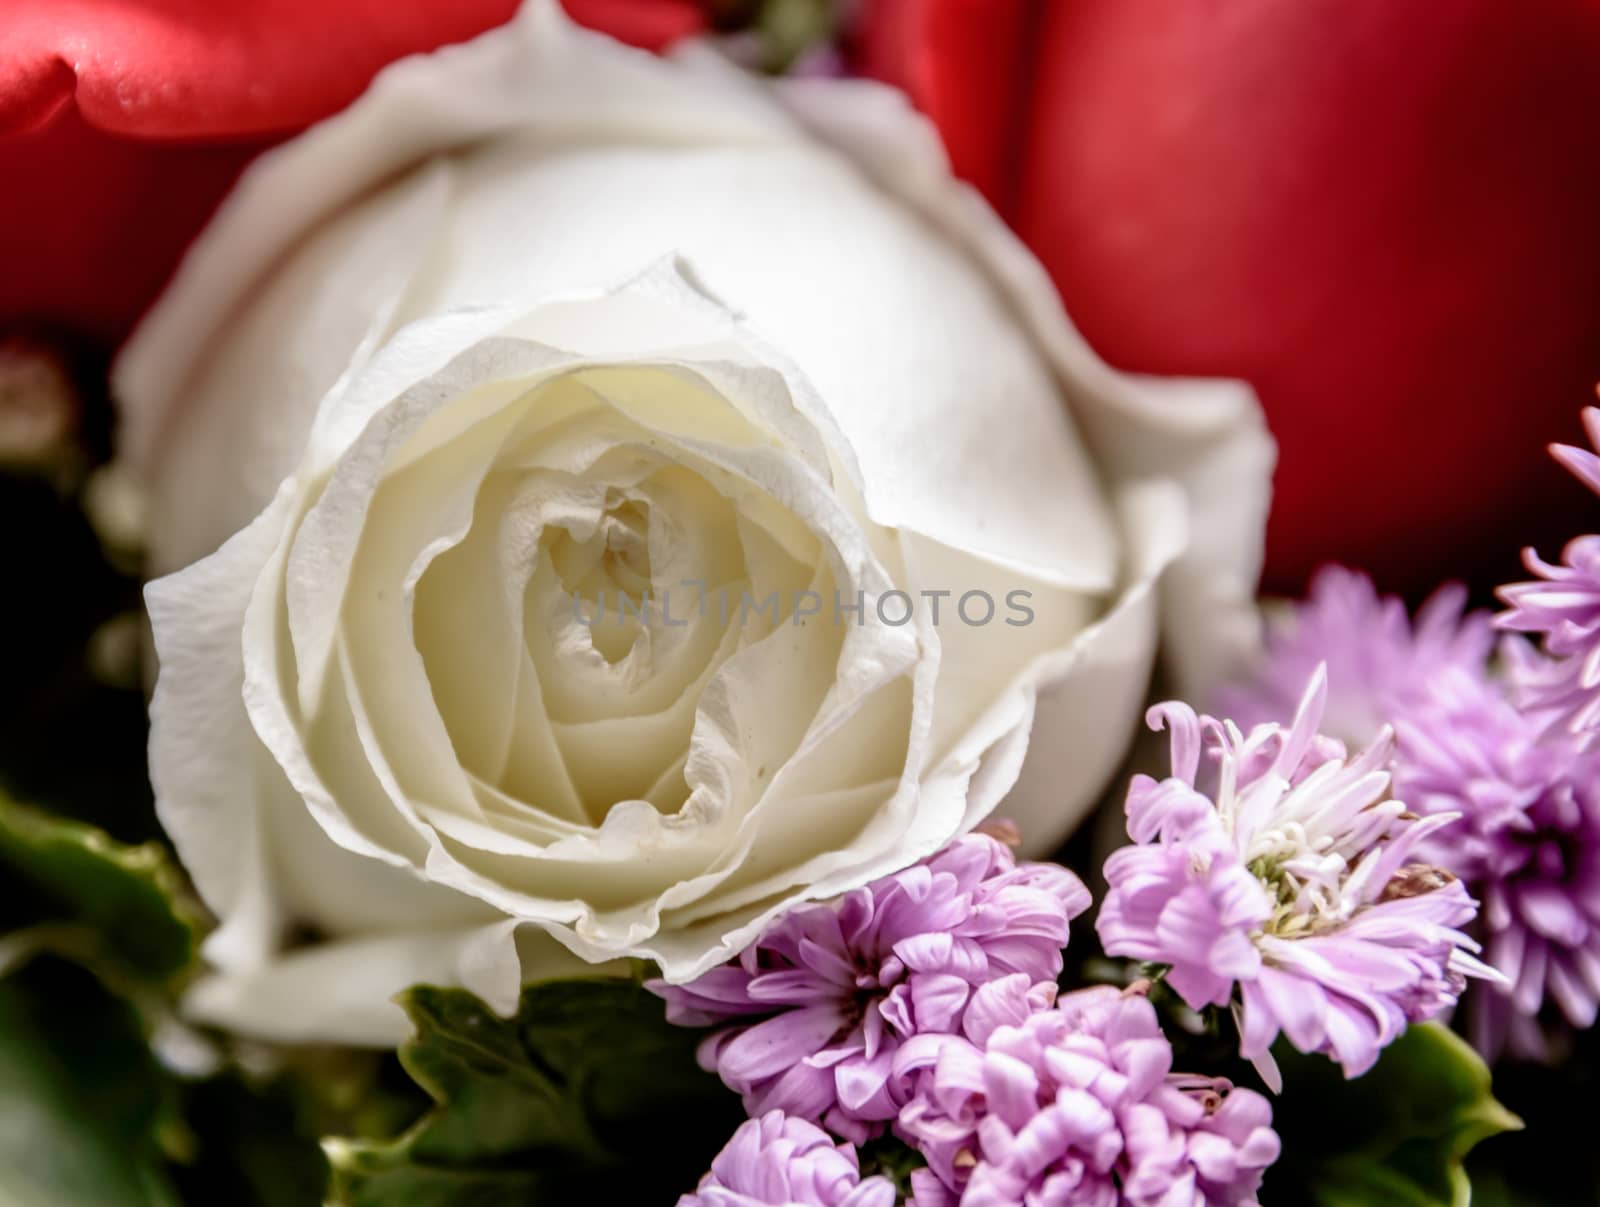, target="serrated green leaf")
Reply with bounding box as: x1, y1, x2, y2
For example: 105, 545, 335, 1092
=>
0, 792, 204, 987
324, 977, 743, 1206
0, 960, 183, 1207
1265, 1022, 1522, 1207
